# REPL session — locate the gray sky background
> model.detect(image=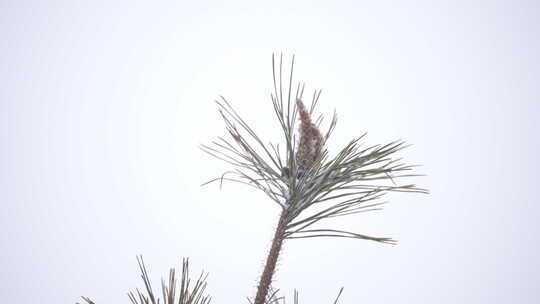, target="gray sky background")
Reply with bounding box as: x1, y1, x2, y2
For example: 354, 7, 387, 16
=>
1, 1, 539, 303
